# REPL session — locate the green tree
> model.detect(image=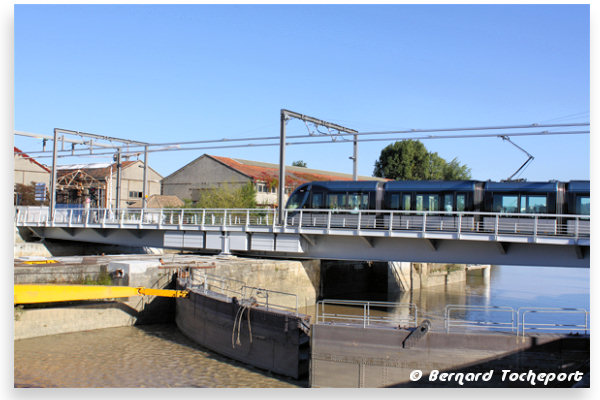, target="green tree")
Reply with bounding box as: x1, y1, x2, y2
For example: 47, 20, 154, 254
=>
373, 140, 471, 180
194, 182, 257, 209
292, 160, 307, 167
